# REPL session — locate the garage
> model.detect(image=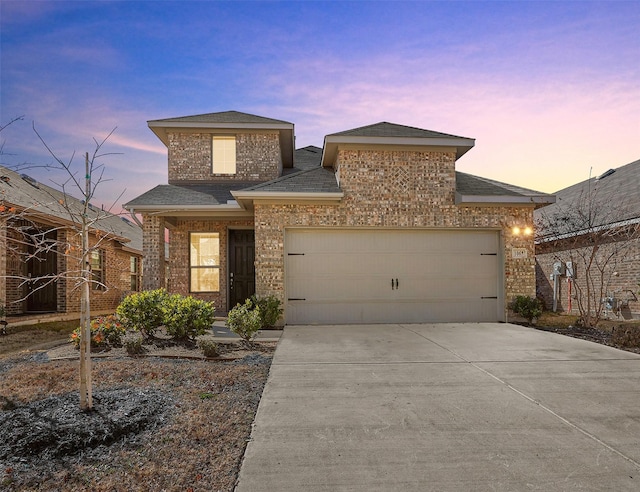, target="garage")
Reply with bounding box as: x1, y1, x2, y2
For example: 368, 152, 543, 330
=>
285, 229, 502, 324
